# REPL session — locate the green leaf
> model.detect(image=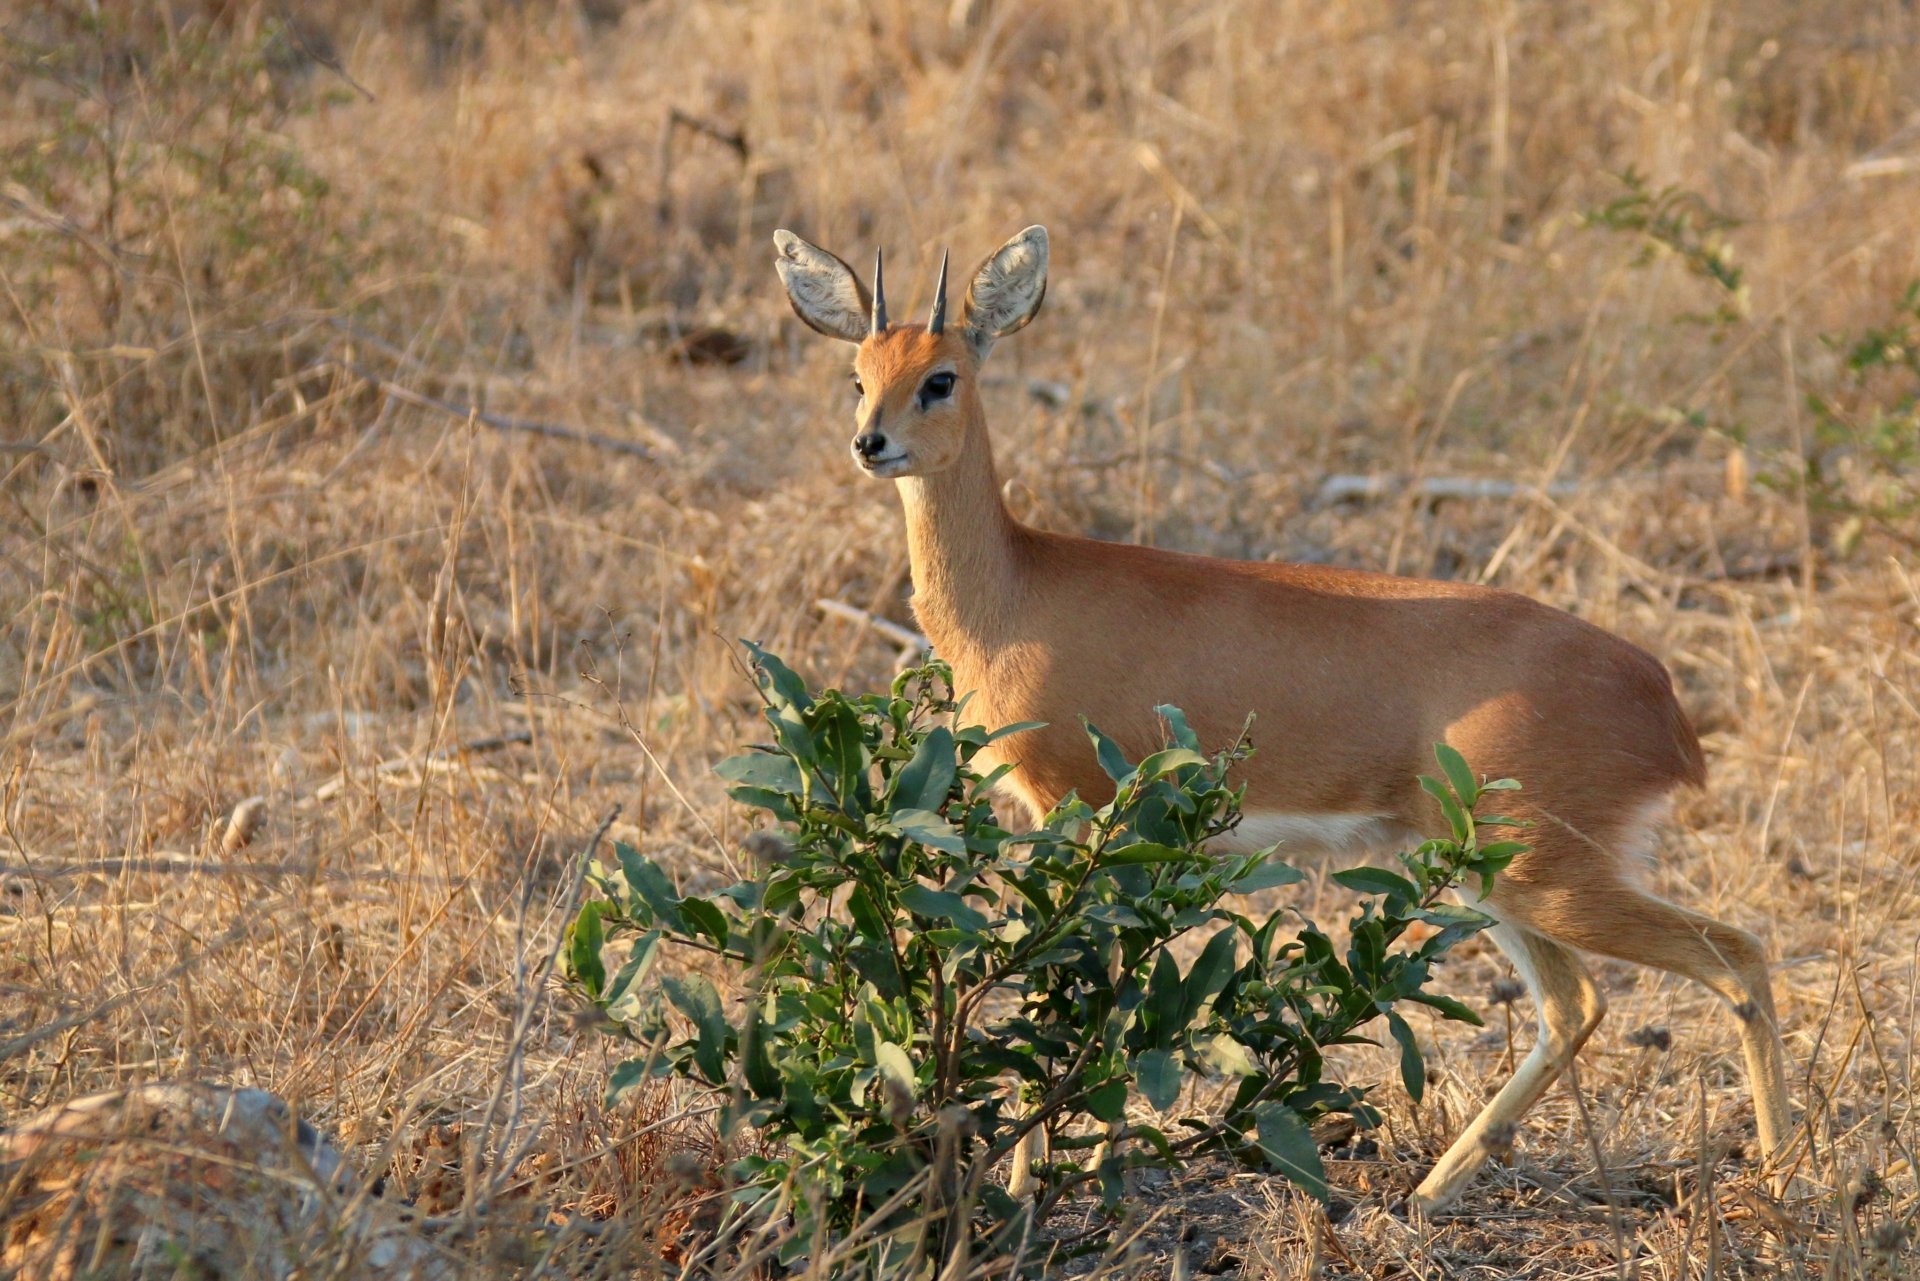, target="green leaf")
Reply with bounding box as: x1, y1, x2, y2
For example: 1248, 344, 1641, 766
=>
969, 1043, 1048, 1083
606, 1056, 656, 1108
1230, 857, 1304, 892
742, 640, 811, 712
1434, 743, 1478, 808
1143, 949, 1183, 1042
743, 1005, 780, 1099
1133, 747, 1210, 779
814, 702, 871, 805
603, 930, 661, 1020
1153, 704, 1200, 750
568, 903, 606, 998
663, 975, 729, 1083
1085, 1077, 1130, 1123
1102, 841, 1194, 865
722, 786, 797, 824
874, 1040, 916, 1099
679, 896, 731, 949
713, 750, 804, 795
1385, 1011, 1425, 1104
1330, 867, 1419, 901
1084, 720, 1134, 783
1130, 1121, 1176, 1160
979, 719, 1048, 745
1413, 903, 1493, 950
971, 761, 1017, 797
1137, 1048, 1182, 1111
890, 808, 967, 855
1418, 774, 1472, 843
761, 871, 801, 915
1181, 927, 1241, 1025
1197, 1034, 1258, 1077
894, 726, 956, 811
898, 882, 988, 932
1408, 991, 1483, 1026
1252, 1103, 1328, 1201
846, 885, 891, 942
616, 844, 686, 931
